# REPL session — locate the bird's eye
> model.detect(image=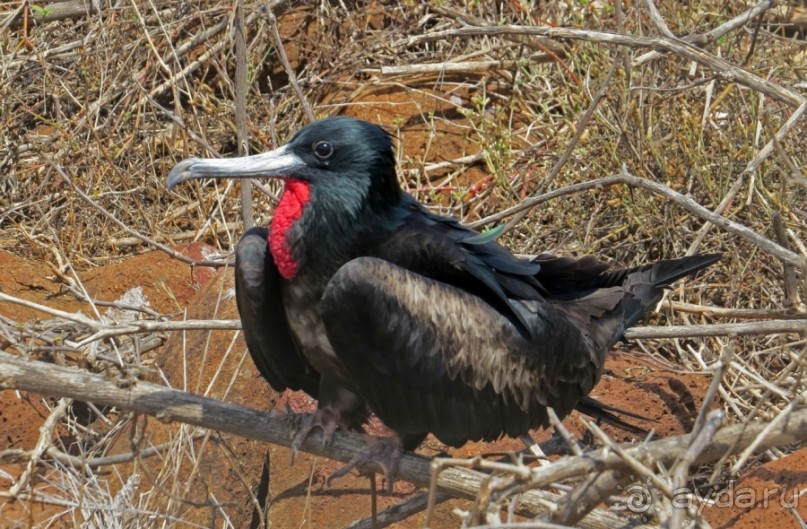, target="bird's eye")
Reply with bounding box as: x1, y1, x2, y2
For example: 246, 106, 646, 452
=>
313, 140, 333, 160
